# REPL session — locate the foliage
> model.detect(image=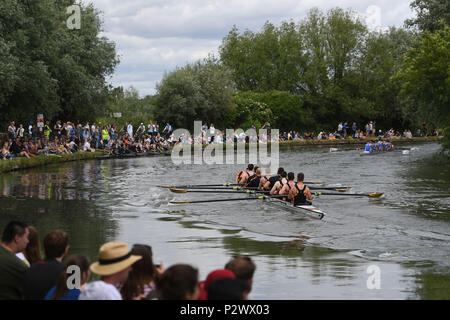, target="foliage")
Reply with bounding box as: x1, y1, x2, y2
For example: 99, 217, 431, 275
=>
394, 23, 450, 130
98, 86, 156, 128
153, 56, 236, 130
0, 0, 119, 126
405, 0, 450, 32
219, 7, 418, 131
